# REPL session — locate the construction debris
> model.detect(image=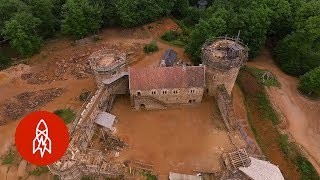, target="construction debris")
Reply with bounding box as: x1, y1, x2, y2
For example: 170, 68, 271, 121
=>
0, 88, 64, 122
100, 132, 127, 151
223, 149, 251, 172
261, 71, 274, 82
